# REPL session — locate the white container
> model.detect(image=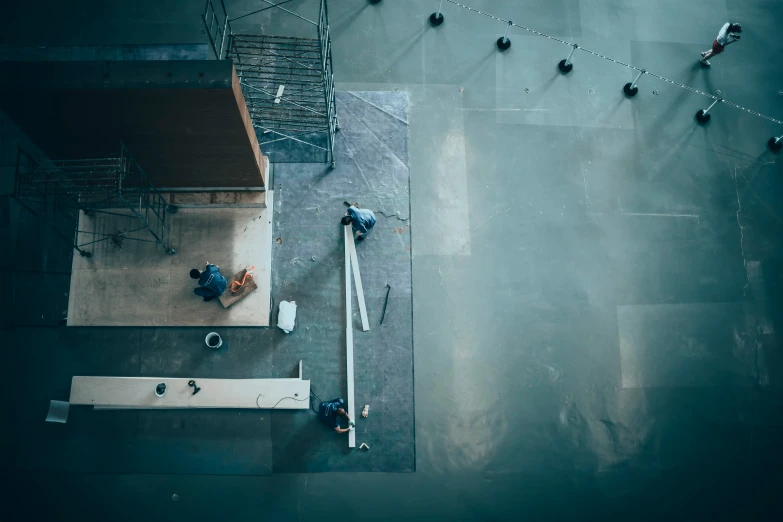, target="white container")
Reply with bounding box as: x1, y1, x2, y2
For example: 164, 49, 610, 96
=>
205, 332, 223, 349
277, 301, 297, 333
